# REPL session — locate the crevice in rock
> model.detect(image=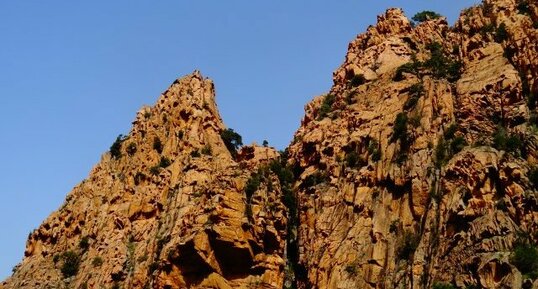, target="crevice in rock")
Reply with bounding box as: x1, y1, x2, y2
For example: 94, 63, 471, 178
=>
208, 233, 254, 279
174, 239, 213, 286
